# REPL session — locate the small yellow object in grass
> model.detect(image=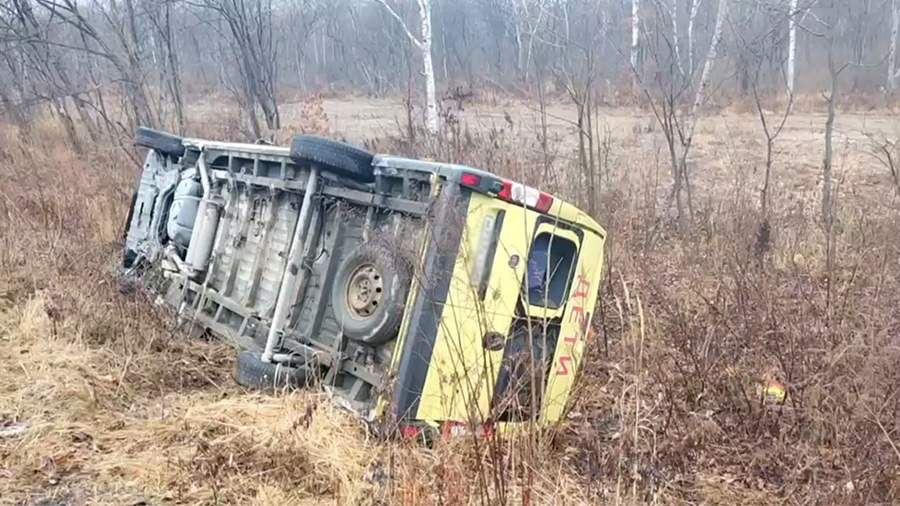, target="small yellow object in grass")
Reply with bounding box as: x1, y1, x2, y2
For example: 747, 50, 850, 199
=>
763, 380, 787, 403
